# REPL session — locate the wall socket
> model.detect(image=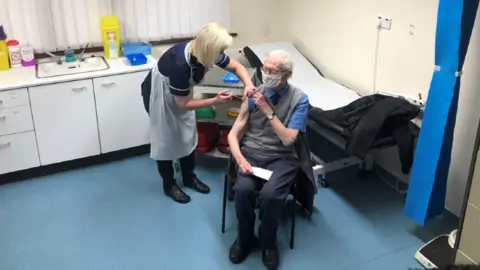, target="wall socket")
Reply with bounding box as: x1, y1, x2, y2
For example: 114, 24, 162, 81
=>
377, 15, 392, 30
